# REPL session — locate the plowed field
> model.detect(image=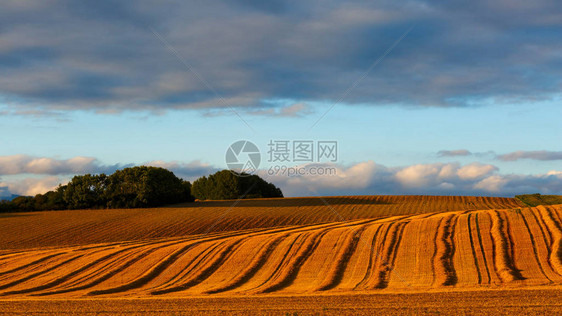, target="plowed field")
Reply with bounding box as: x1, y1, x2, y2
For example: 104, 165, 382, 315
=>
1, 195, 560, 314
